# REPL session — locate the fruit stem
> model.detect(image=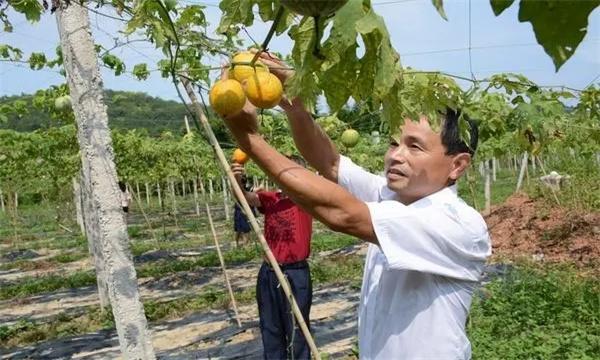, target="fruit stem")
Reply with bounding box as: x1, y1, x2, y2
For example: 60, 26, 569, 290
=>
250, 5, 285, 67
312, 15, 325, 60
